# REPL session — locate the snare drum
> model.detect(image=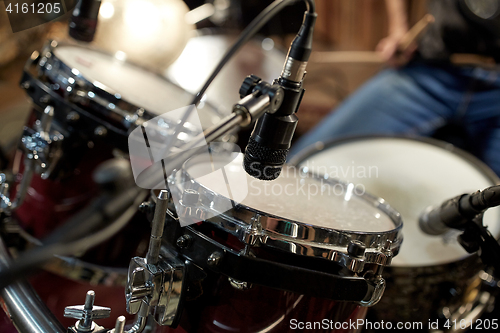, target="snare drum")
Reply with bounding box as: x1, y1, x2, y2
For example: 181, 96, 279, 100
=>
291, 136, 500, 330
152, 152, 402, 332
